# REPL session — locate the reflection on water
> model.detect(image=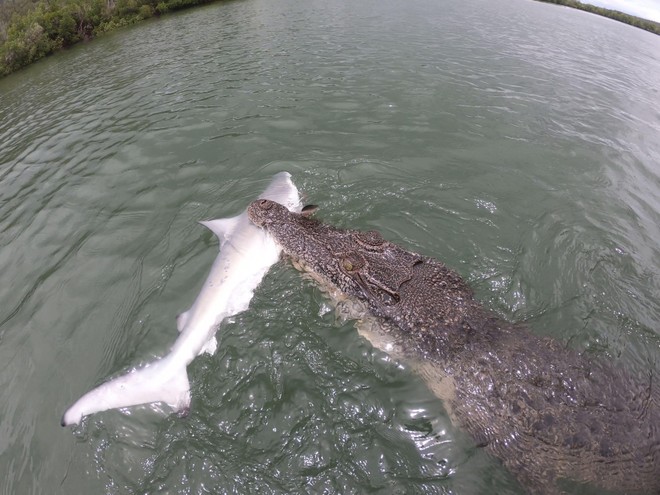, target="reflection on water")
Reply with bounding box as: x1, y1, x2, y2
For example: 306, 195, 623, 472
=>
0, 0, 659, 493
